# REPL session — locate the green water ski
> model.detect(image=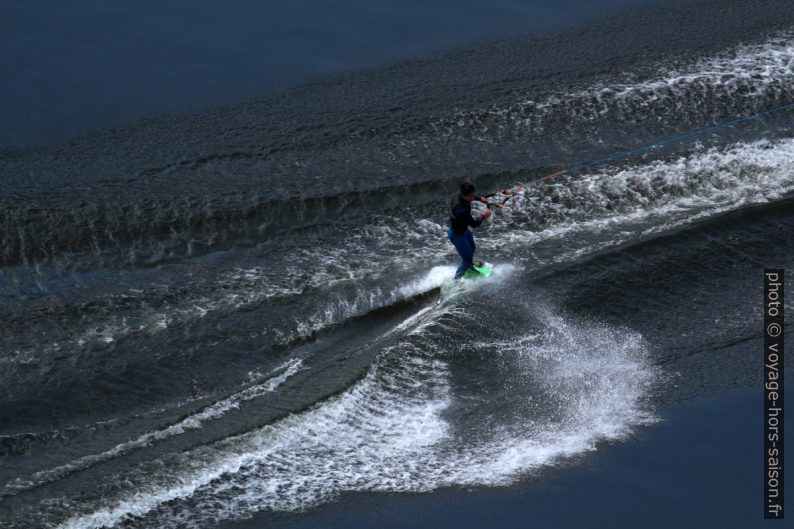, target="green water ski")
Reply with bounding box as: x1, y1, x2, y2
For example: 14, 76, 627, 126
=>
463, 261, 493, 279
